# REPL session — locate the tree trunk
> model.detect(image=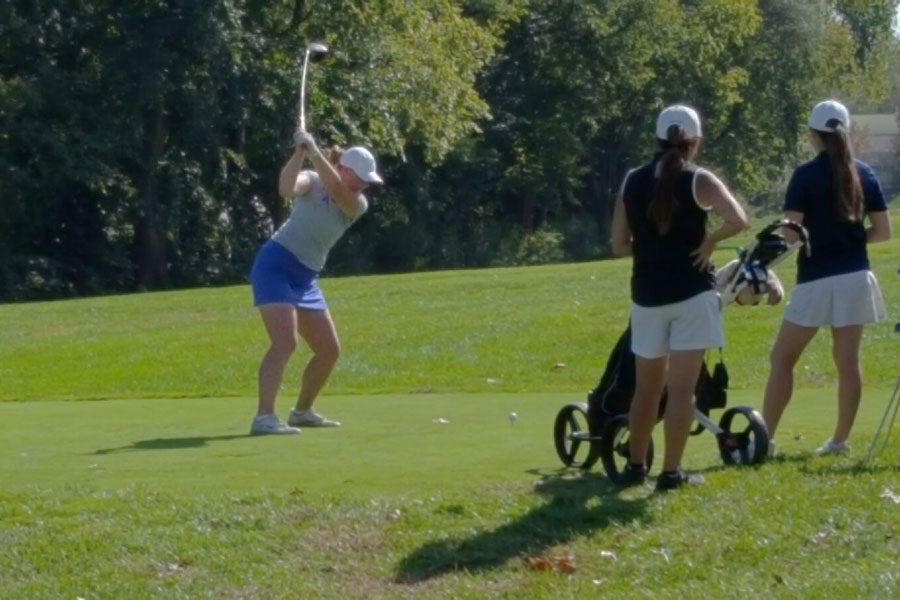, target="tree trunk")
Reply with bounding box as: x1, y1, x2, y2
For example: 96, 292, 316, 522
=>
521, 190, 535, 230
134, 99, 169, 290
590, 144, 624, 257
